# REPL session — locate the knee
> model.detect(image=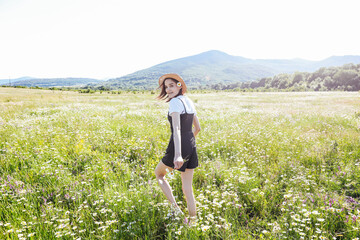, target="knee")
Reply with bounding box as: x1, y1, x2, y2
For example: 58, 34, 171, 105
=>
155, 168, 164, 179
